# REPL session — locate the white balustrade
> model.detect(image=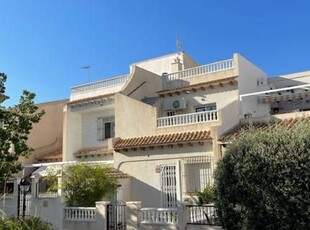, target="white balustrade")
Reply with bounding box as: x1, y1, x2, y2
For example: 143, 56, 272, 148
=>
188, 204, 218, 225
64, 207, 96, 221
71, 75, 129, 95
164, 59, 234, 83
157, 110, 218, 128
140, 208, 178, 224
